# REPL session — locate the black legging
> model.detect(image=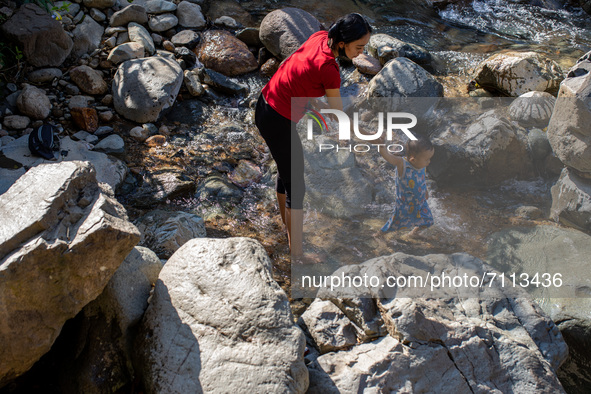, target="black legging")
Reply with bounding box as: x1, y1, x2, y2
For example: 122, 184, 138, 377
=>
254, 94, 305, 209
